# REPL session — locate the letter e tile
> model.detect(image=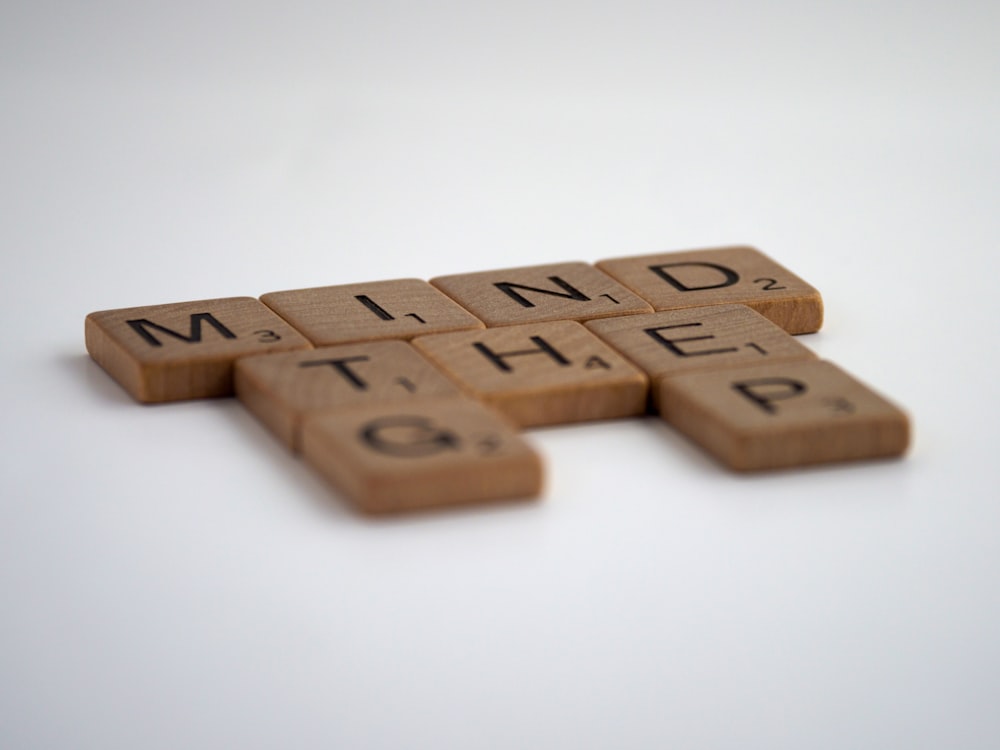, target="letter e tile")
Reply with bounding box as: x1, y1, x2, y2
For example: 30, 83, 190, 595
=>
585, 305, 817, 409
658, 359, 910, 470
301, 398, 544, 513
85, 297, 312, 402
